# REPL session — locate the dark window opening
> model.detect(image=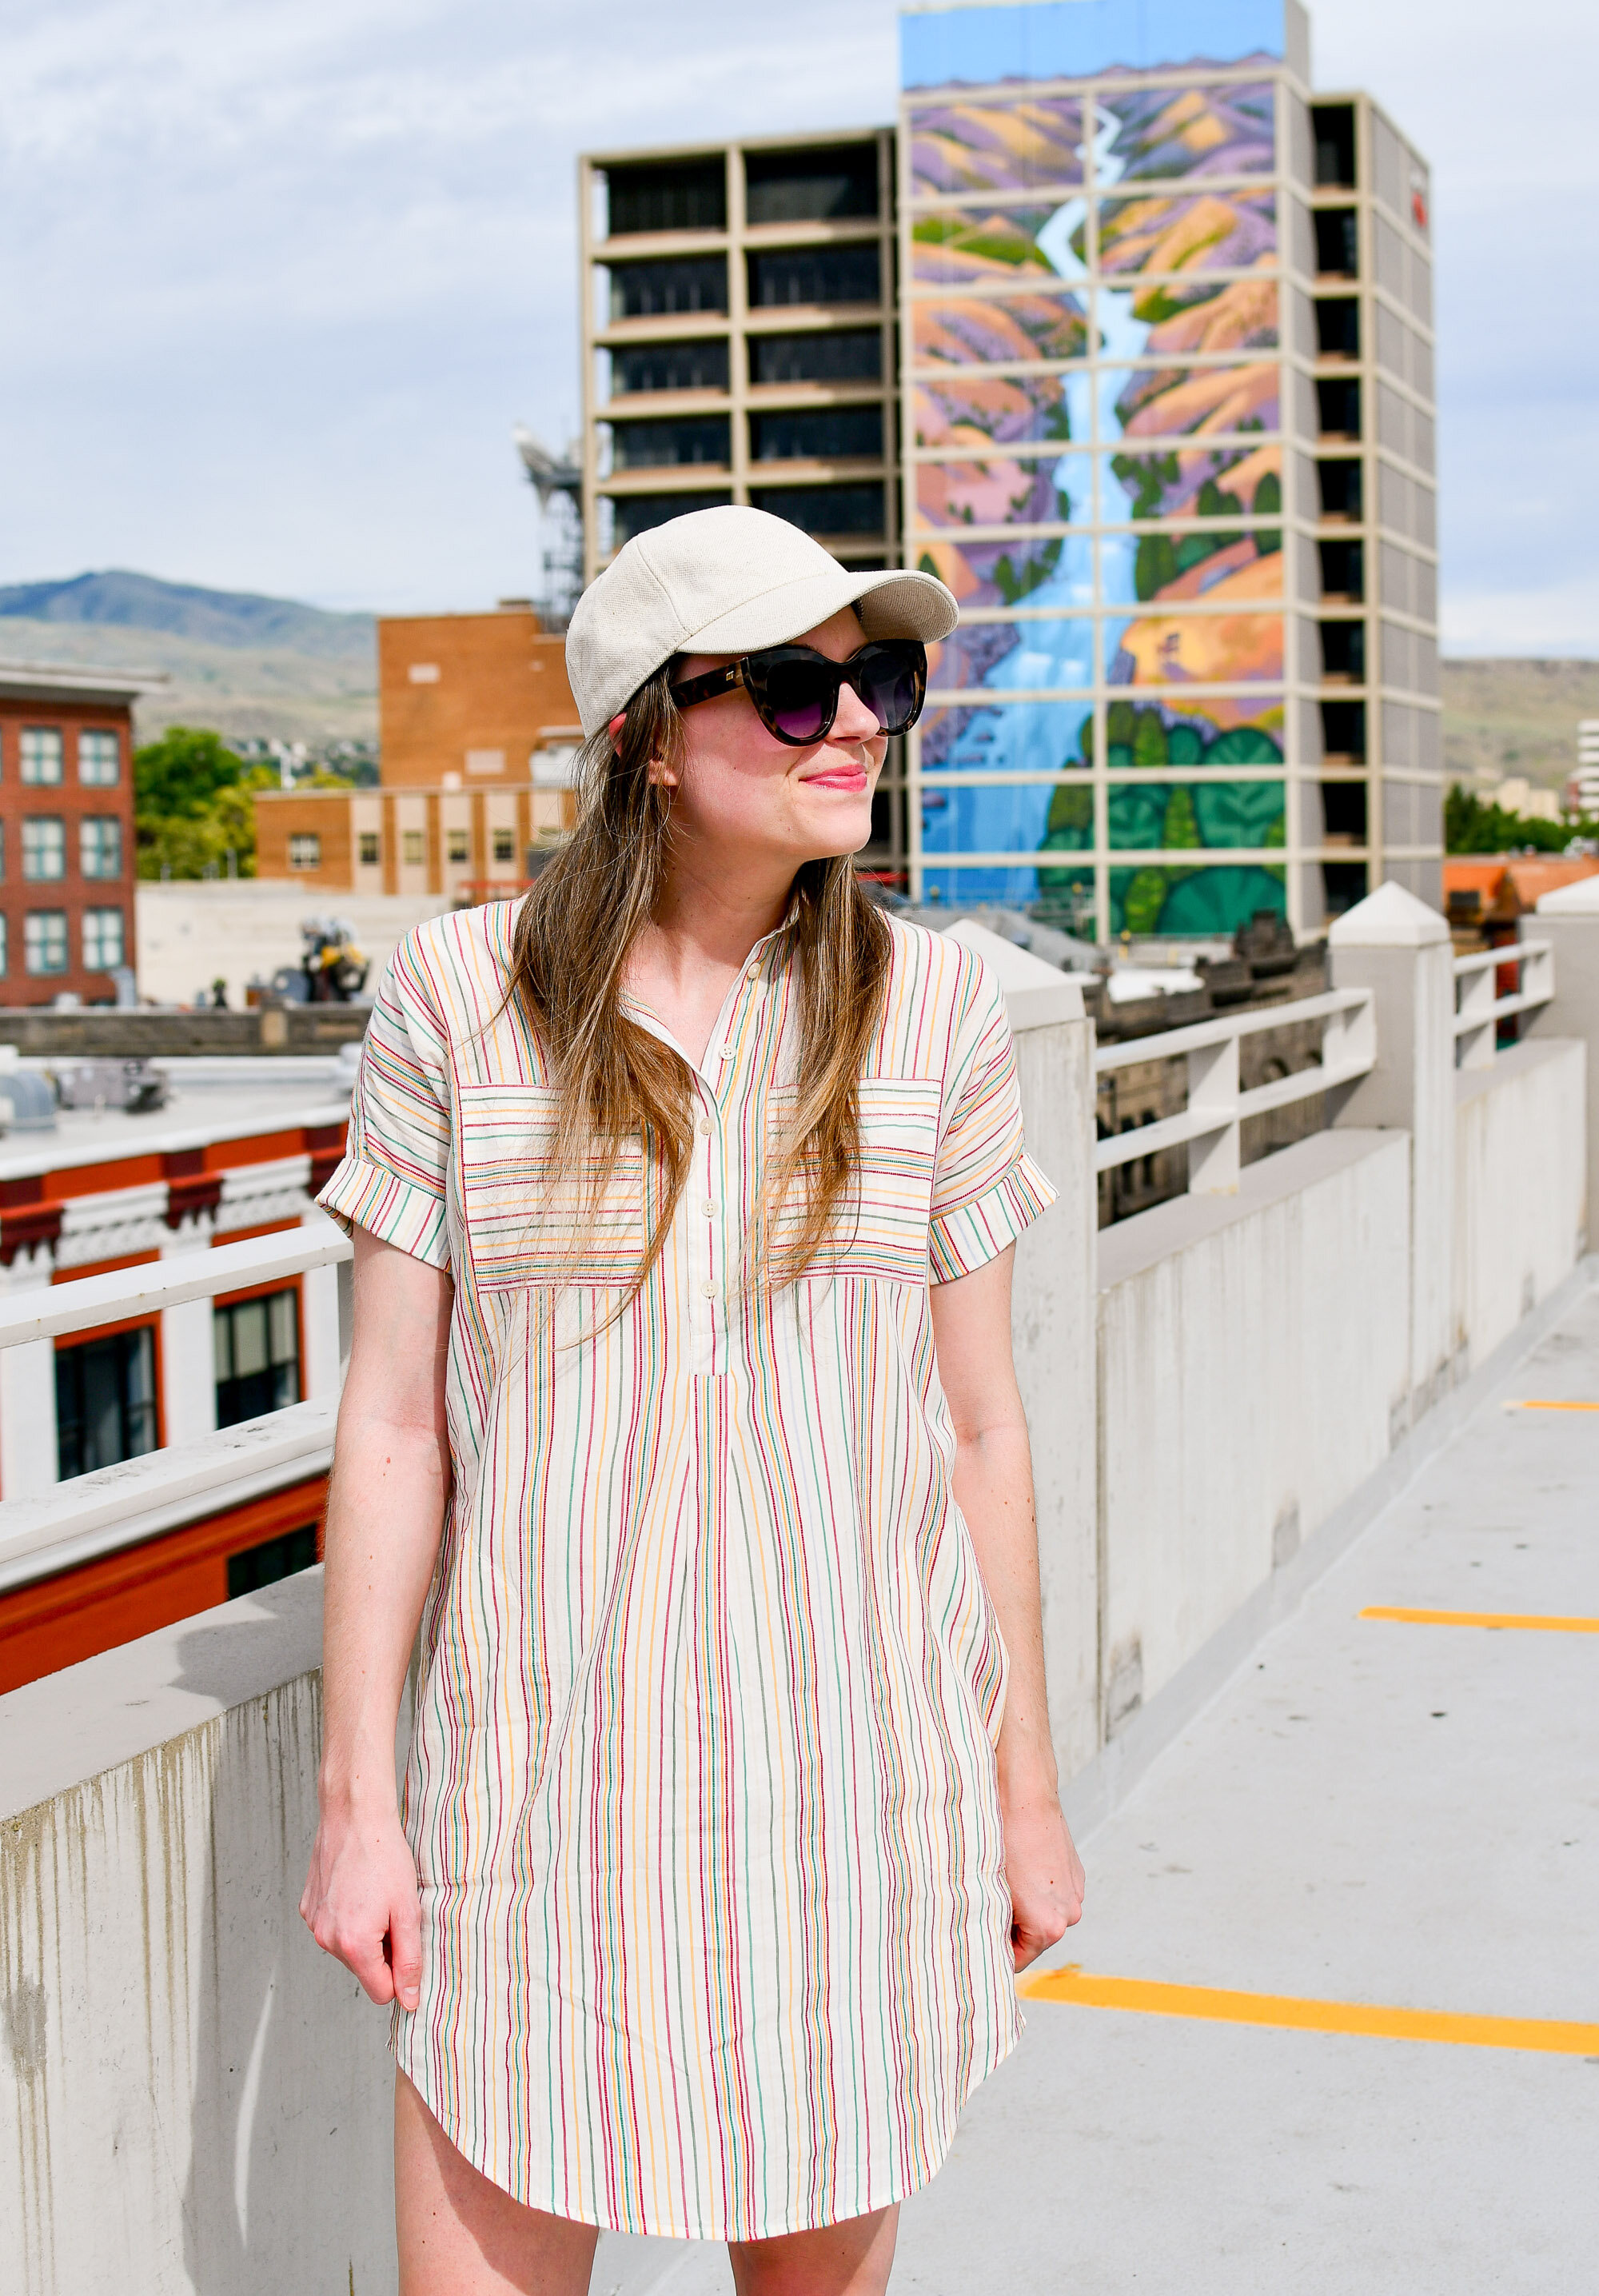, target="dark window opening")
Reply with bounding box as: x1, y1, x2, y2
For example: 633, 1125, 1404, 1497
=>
1319, 538, 1365, 600
1320, 621, 1366, 681
56, 1325, 157, 1481
1317, 377, 1361, 437
609, 339, 729, 395
605, 158, 725, 238
1317, 458, 1363, 520
748, 245, 880, 308
1312, 104, 1358, 190
228, 1523, 320, 1601
744, 145, 878, 225
608, 258, 727, 321
1319, 781, 1368, 845
750, 406, 883, 461
1322, 861, 1369, 916
610, 491, 733, 545
1314, 208, 1358, 277
1321, 700, 1367, 763
214, 1288, 301, 1429
750, 329, 882, 385
1315, 297, 1361, 358
611, 417, 730, 469
749, 483, 885, 537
